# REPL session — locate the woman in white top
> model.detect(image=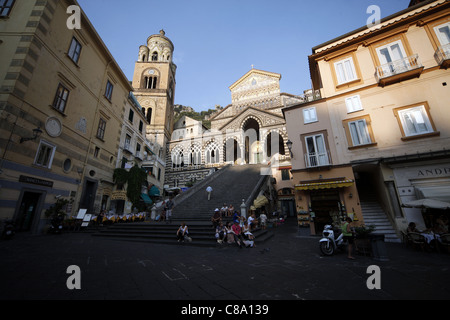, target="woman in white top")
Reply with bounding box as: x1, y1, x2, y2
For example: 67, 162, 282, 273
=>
177, 222, 188, 242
